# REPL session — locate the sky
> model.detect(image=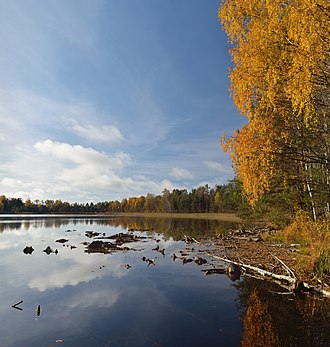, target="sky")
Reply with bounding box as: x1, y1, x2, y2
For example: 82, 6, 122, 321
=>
0, 0, 244, 203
